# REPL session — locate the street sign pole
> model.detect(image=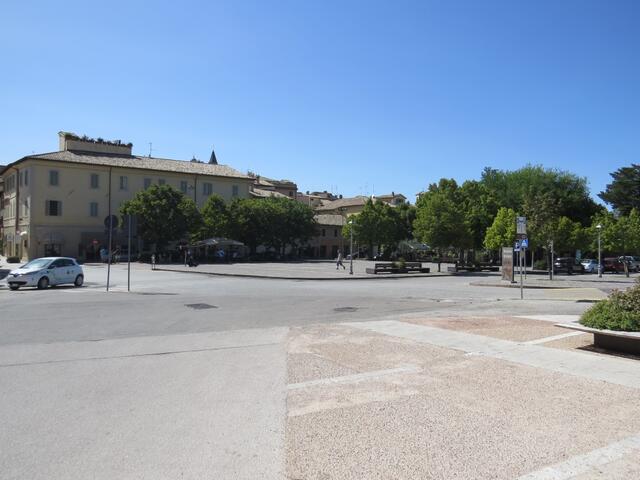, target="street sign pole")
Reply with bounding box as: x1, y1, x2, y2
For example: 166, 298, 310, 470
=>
520, 247, 524, 299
